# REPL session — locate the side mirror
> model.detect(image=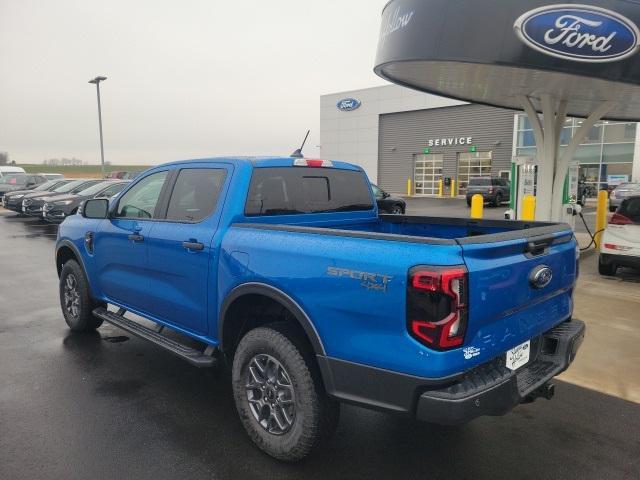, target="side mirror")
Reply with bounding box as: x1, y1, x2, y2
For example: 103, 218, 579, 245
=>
82, 198, 109, 219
